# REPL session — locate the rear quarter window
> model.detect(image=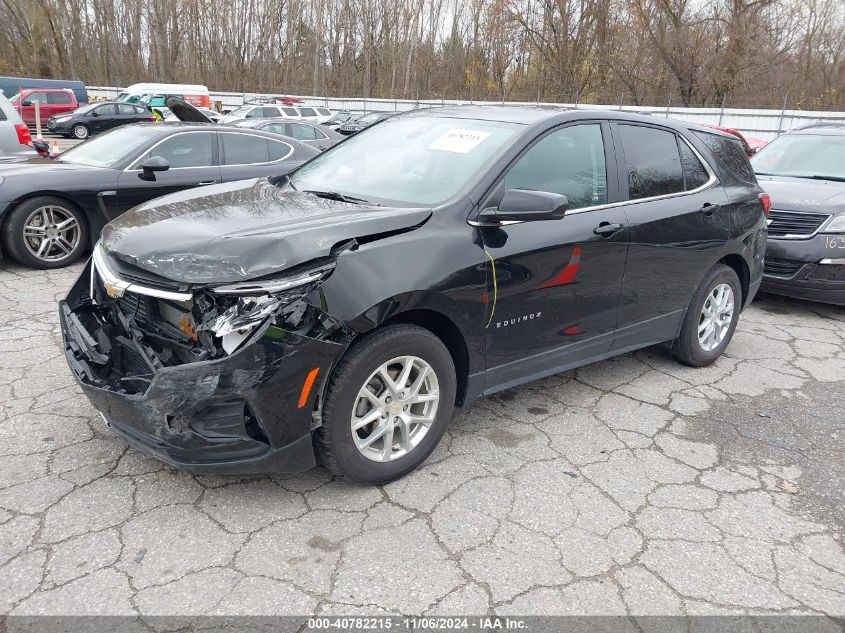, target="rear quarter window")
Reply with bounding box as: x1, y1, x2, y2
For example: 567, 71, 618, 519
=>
692, 130, 757, 186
